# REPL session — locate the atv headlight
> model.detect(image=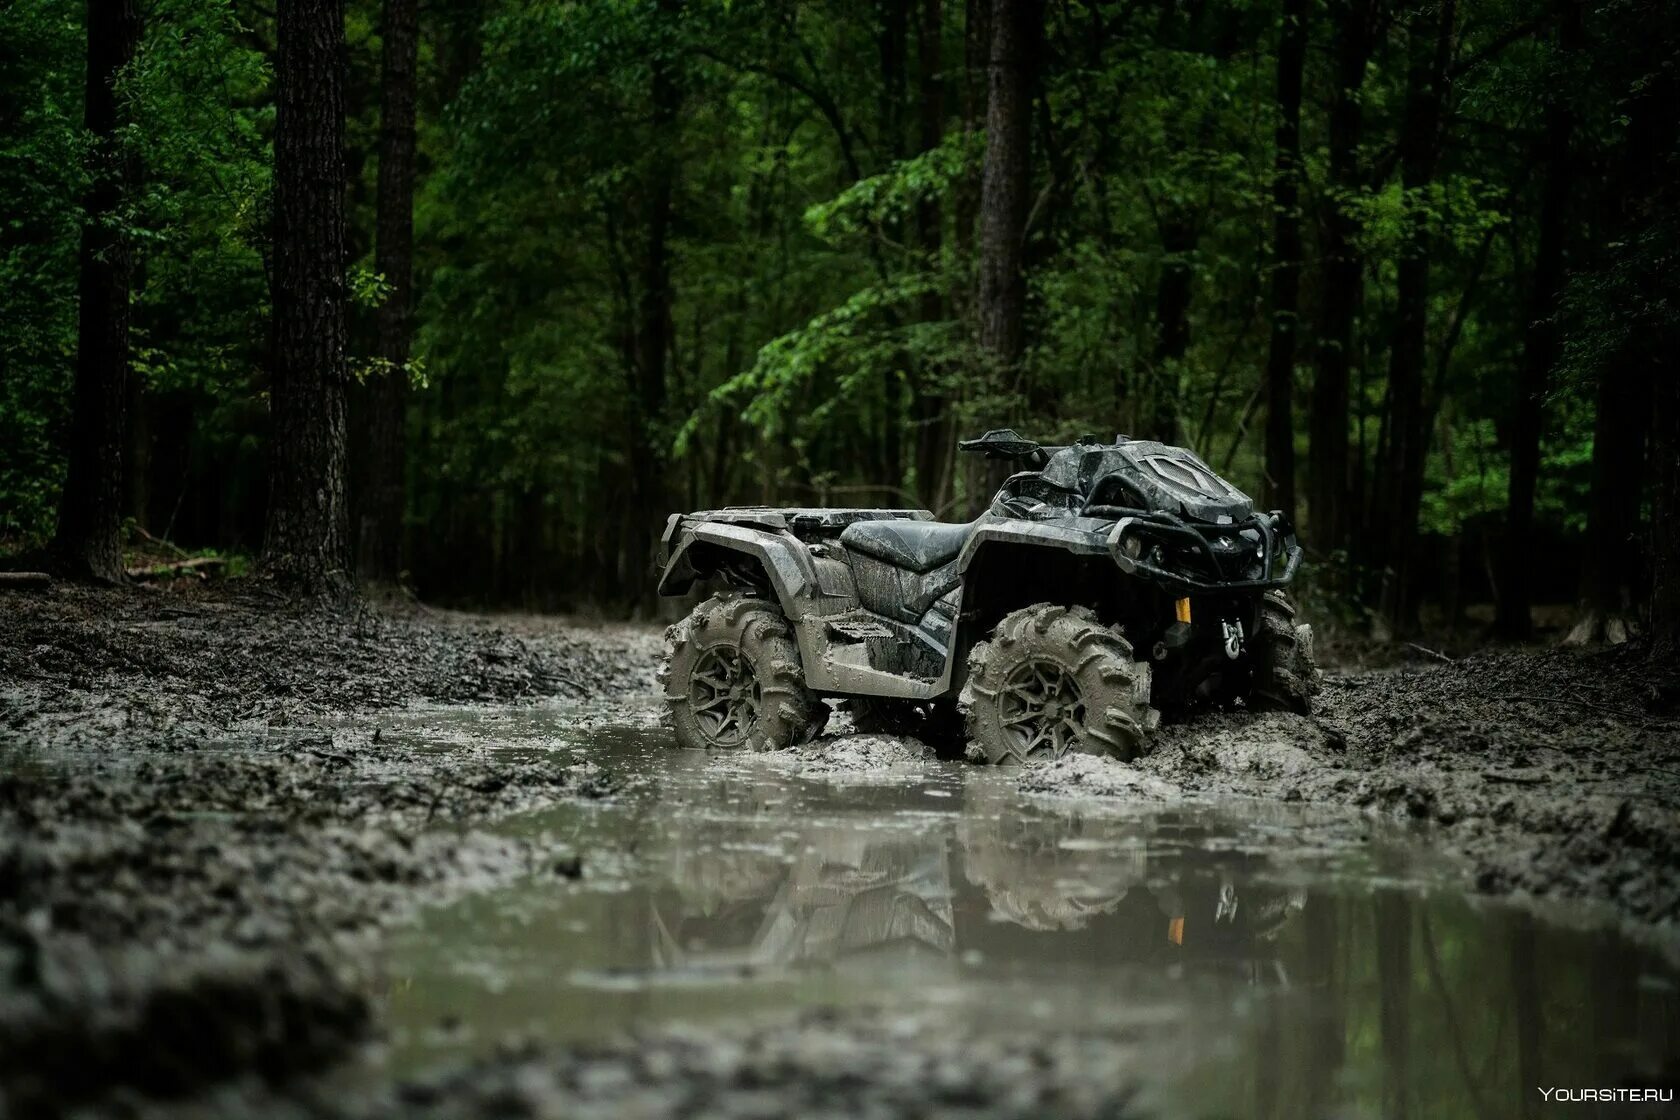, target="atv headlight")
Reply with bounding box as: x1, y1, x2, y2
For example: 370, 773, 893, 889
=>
1122, 535, 1143, 559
